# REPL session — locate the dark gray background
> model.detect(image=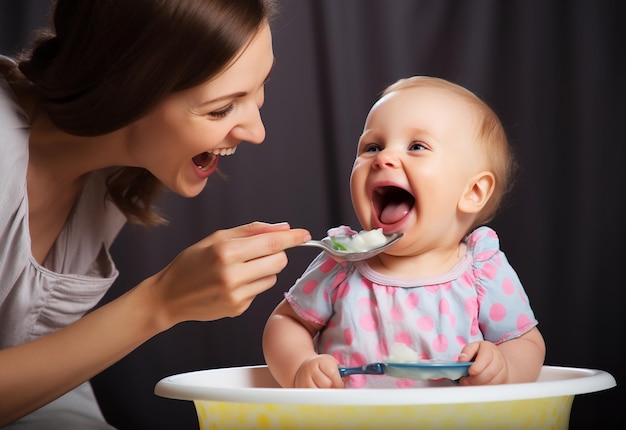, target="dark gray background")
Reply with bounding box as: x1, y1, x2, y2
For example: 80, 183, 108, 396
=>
1, 1, 623, 429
